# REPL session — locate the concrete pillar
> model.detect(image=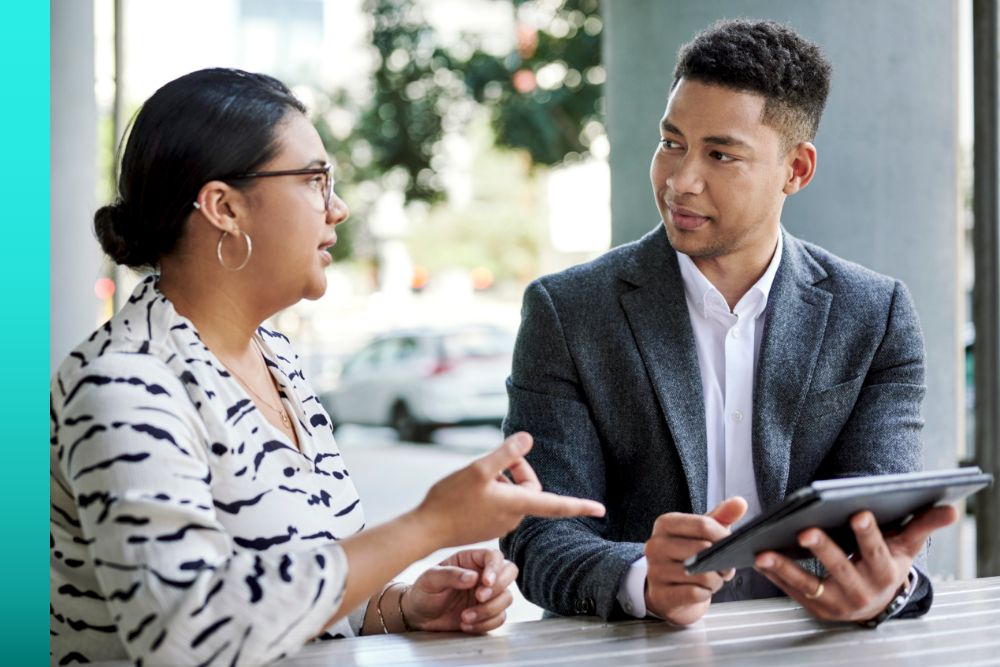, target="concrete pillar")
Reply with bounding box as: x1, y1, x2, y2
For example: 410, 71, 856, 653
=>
51, 0, 101, 373
605, 1, 963, 576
